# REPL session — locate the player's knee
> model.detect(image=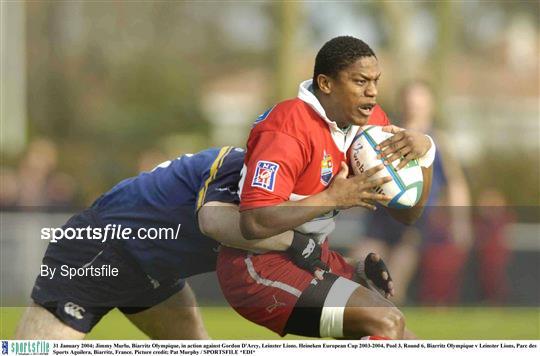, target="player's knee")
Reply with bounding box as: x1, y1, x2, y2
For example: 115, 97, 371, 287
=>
15, 304, 86, 340
345, 306, 405, 340
378, 308, 405, 339
368, 307, 405, 340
